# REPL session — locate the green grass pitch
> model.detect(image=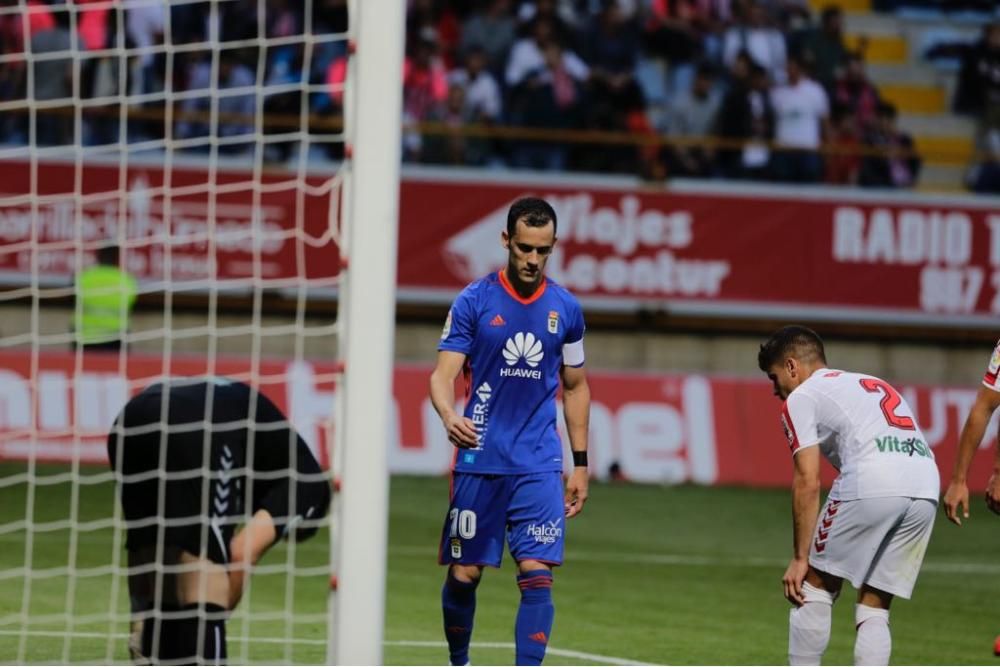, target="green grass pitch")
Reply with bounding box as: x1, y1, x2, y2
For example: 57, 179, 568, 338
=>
1, 463, 998, 664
